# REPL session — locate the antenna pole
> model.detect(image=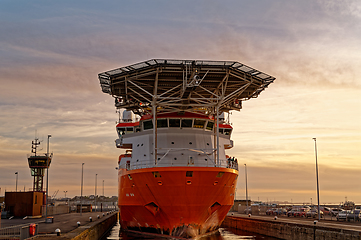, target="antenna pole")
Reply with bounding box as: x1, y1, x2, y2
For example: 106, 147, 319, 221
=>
46, 135, 51, 219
